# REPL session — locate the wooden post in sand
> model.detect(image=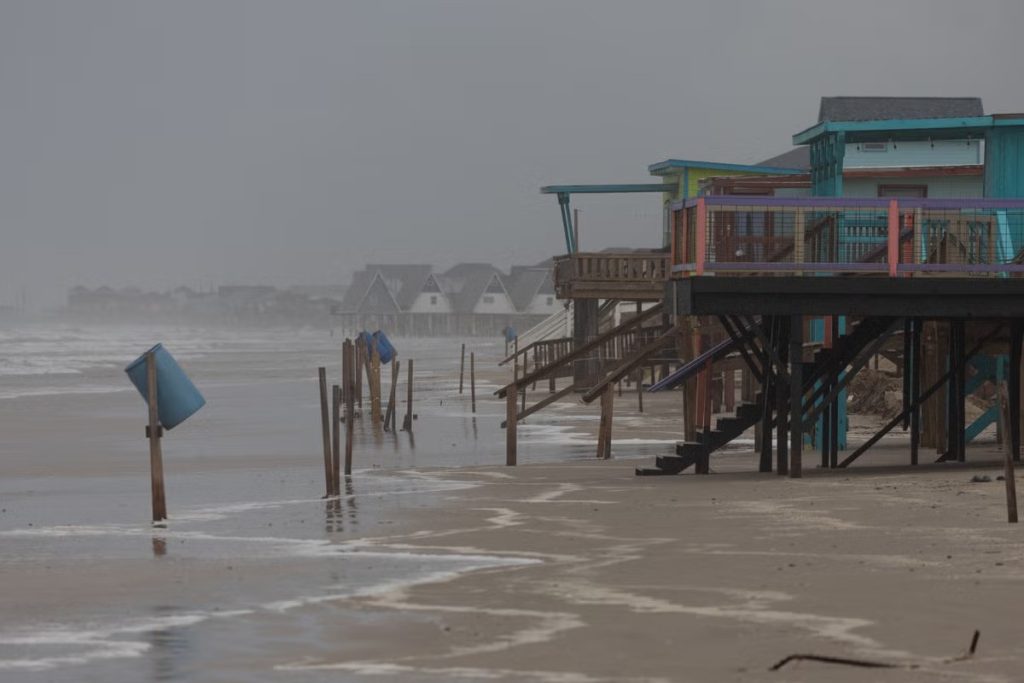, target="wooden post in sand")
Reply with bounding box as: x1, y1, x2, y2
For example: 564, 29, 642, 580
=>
459, 343, 466, 394
470, 351, 477, 413
384, 359, 399, 432
318, 366, 333, 496
146, 352, 167, 522
354, 336, 364, 411
402, 359, 414, 432
597, 385, 614, 459
343, 339, 355, 477
368, 343, 382, 431
636, 366, 644, 413
506, 384, 517, 466
331, 384, 341, 494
